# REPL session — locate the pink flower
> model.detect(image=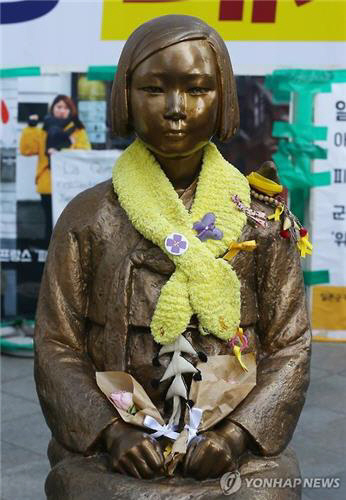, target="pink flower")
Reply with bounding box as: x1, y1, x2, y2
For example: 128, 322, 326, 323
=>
110, 391, 133, 411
